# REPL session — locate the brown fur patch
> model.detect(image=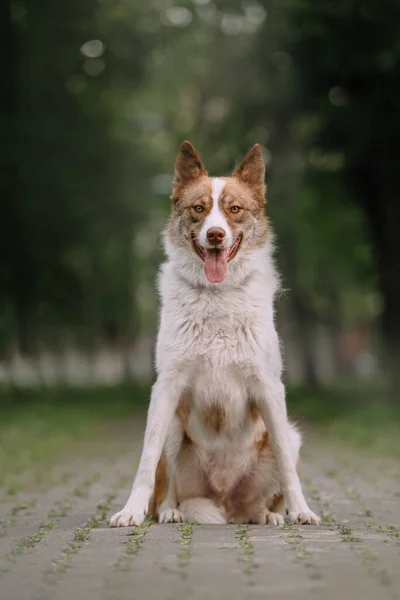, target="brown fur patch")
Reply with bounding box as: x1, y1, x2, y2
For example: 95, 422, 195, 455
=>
221, 179, 269, 250
270, 493, 284, 513
254, 430, 269, 453
249, 400, 261, 421
167, 178, 213, 248
232, 144, 266, 206
148, 451, 168, 518
176, 392, 192, 426
202, 403, 227, 433
172, 140, 207, 199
